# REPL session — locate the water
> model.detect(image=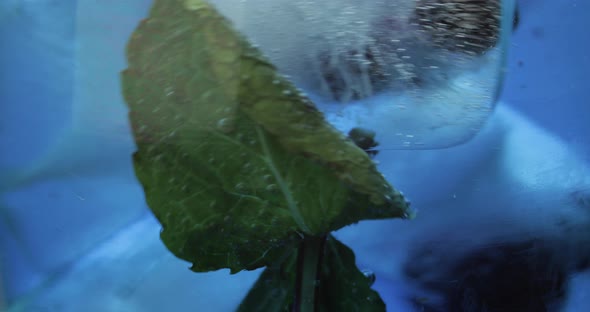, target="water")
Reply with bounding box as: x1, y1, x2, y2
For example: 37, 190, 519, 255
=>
1, 1, 589, 311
